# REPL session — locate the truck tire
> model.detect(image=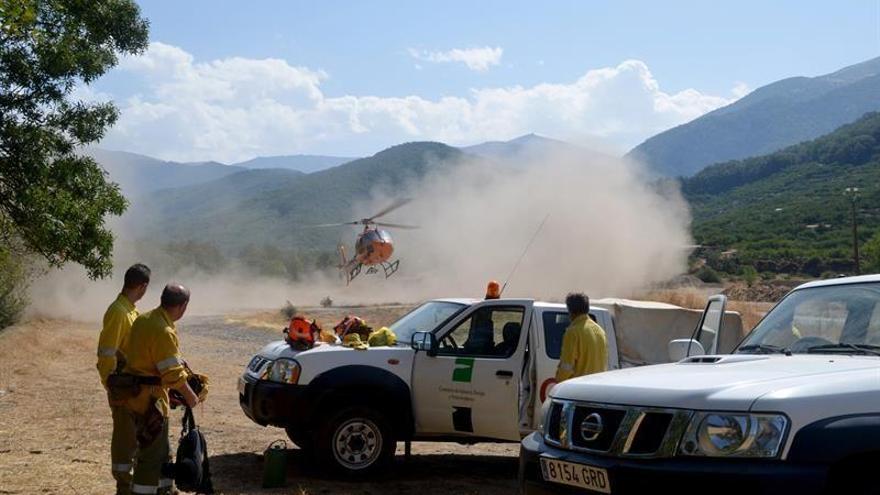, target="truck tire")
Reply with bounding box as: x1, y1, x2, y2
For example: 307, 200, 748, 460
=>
285, 427, 314, 453
314, 406, 396, 477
